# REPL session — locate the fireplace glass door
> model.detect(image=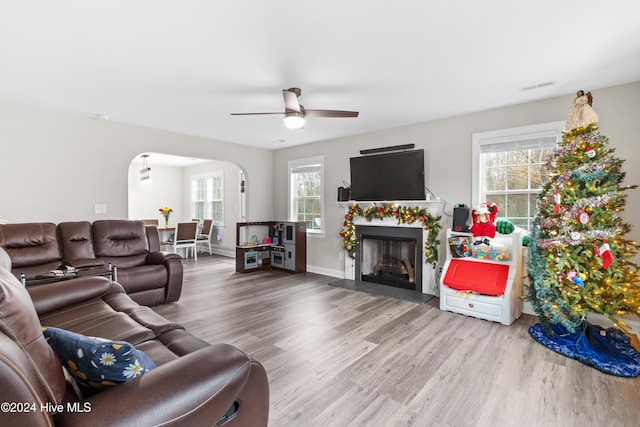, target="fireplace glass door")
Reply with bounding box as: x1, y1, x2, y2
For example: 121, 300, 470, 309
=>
355, 225, 423, 292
